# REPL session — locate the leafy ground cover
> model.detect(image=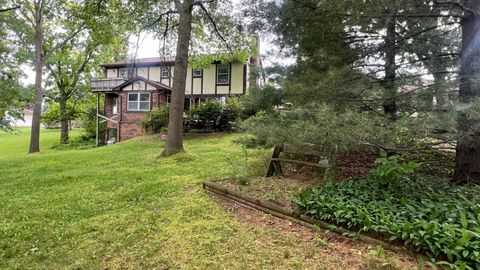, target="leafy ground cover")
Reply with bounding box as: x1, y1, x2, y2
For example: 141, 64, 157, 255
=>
297, 176, 480, 269
0, 129, 421, 269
